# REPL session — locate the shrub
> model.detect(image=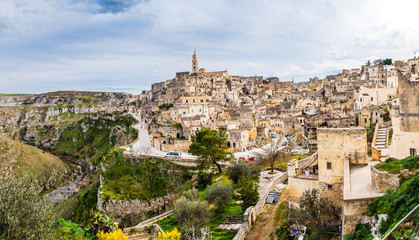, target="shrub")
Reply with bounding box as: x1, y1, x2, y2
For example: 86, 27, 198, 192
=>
402, 155, 419, 170
173, 197, 210, 234
238, 178, 259, 211
227, 161, 261, 184
182, 188, 200, 201
205, 182, 233, 211
274, 220, 292, 240
97, 229, 128, 240
197, 171, 213, 188
368, 174, 419, 235
350, 223, 373, 240
0, 175, 56, 240
158, 228, 181, 240
57, 218, 91, 238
